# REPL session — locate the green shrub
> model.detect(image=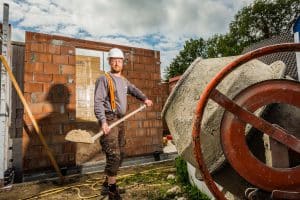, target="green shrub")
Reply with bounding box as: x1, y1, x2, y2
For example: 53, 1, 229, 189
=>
175, 156, 210, 200
175, 156, 190, 185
